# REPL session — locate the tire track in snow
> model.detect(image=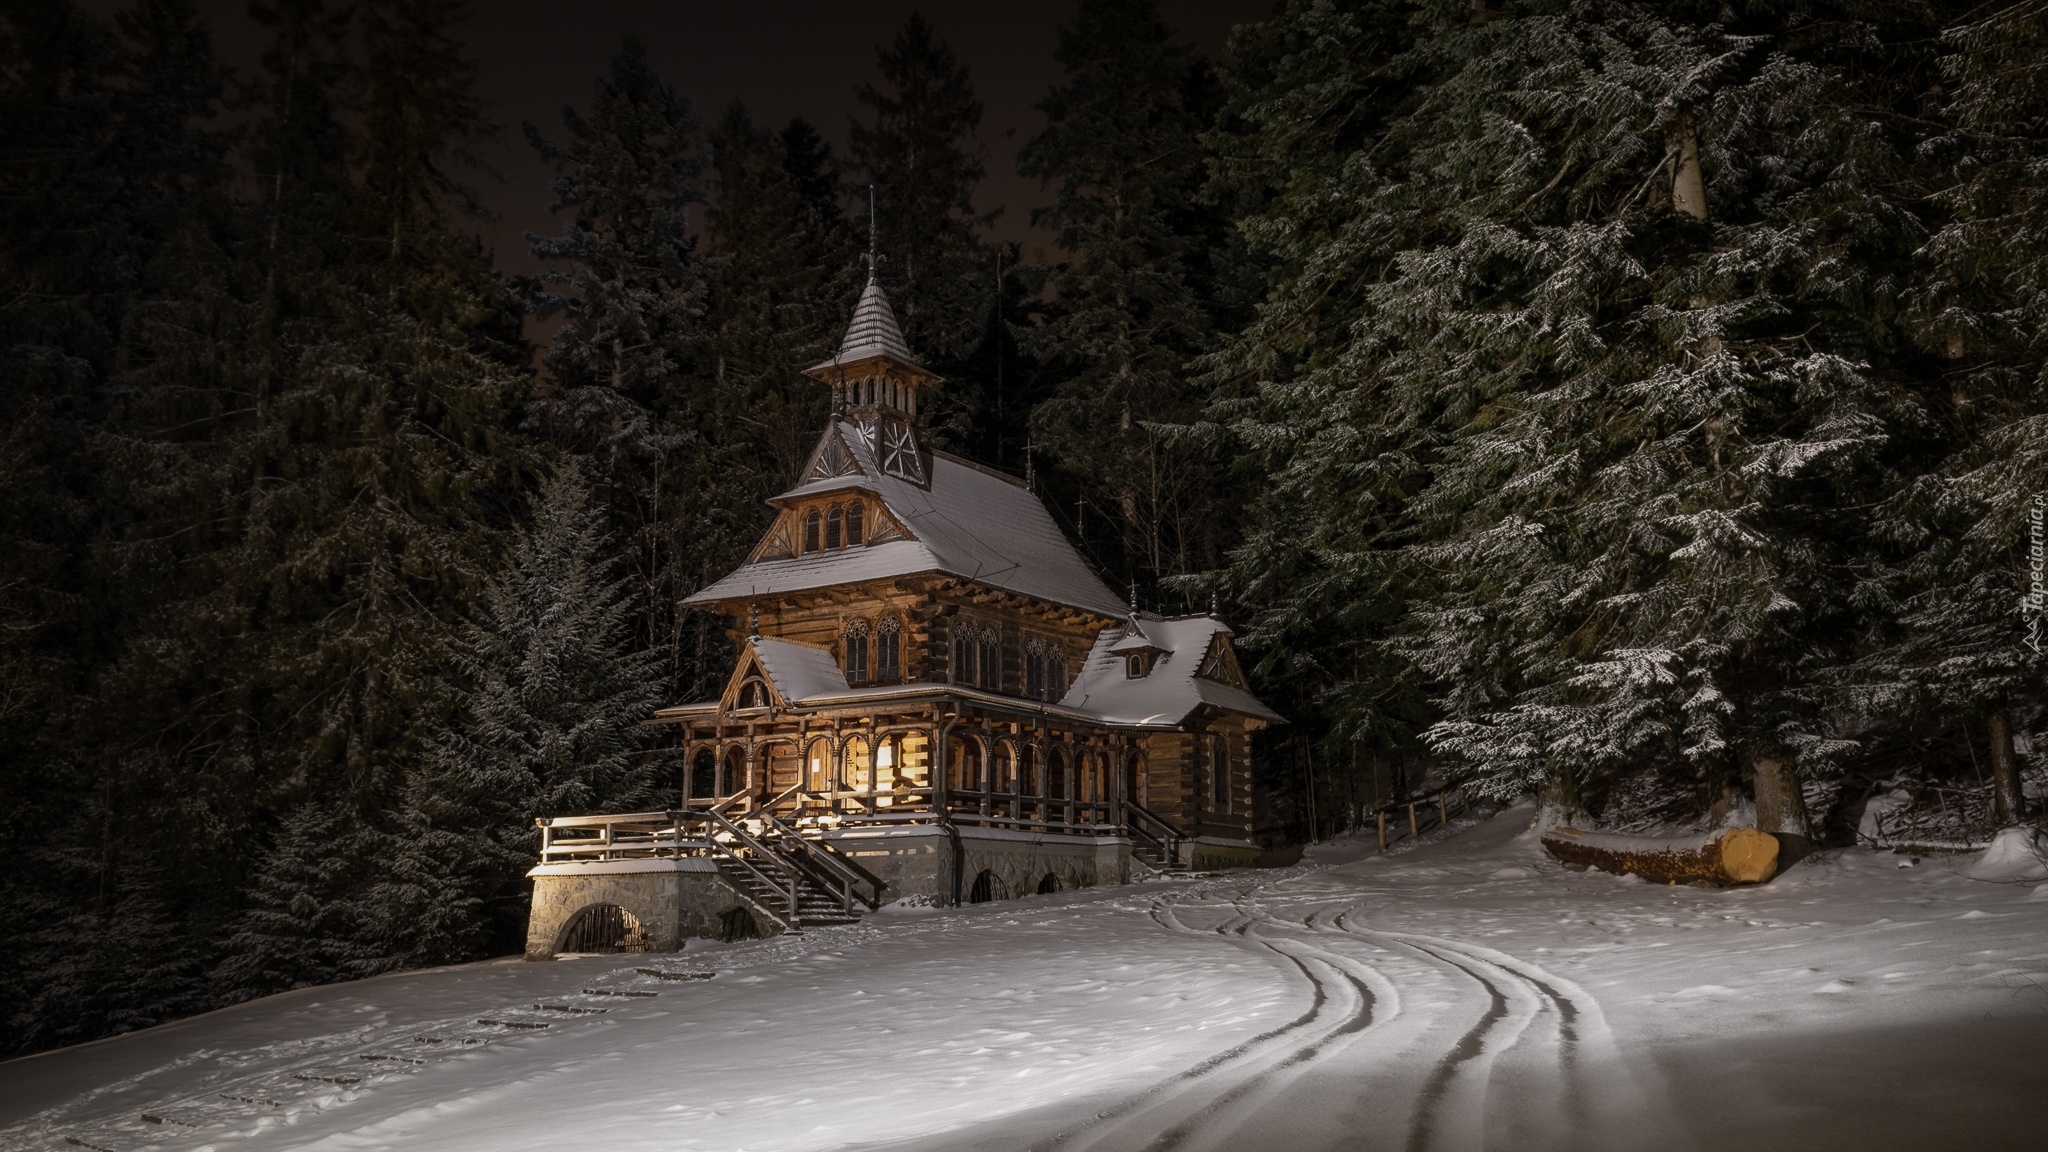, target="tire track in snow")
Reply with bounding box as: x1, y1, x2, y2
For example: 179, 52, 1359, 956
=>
1028, 894, 1390, 1152
1327, 910, 1645, 1151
